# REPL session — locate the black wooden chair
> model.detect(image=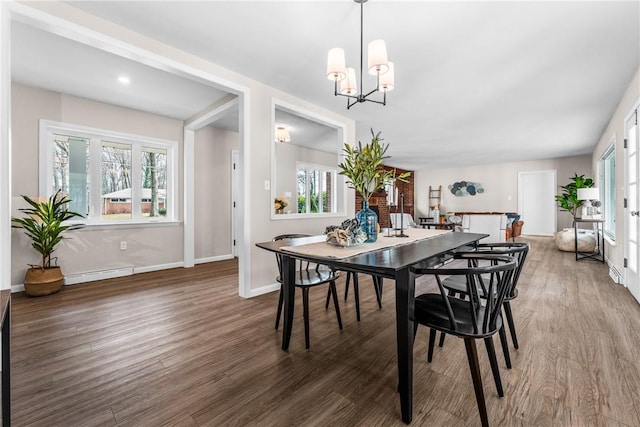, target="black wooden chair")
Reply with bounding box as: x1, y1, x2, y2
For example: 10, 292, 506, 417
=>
273, 234, 343, 349
324, 272, 383, 321
437, 242, 529, 368
411, 253, 518, 427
